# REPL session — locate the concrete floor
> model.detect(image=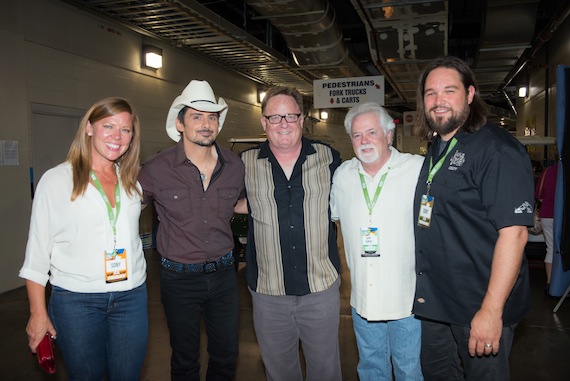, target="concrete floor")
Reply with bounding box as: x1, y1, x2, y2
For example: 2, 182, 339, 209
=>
2, 243, 569, 381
